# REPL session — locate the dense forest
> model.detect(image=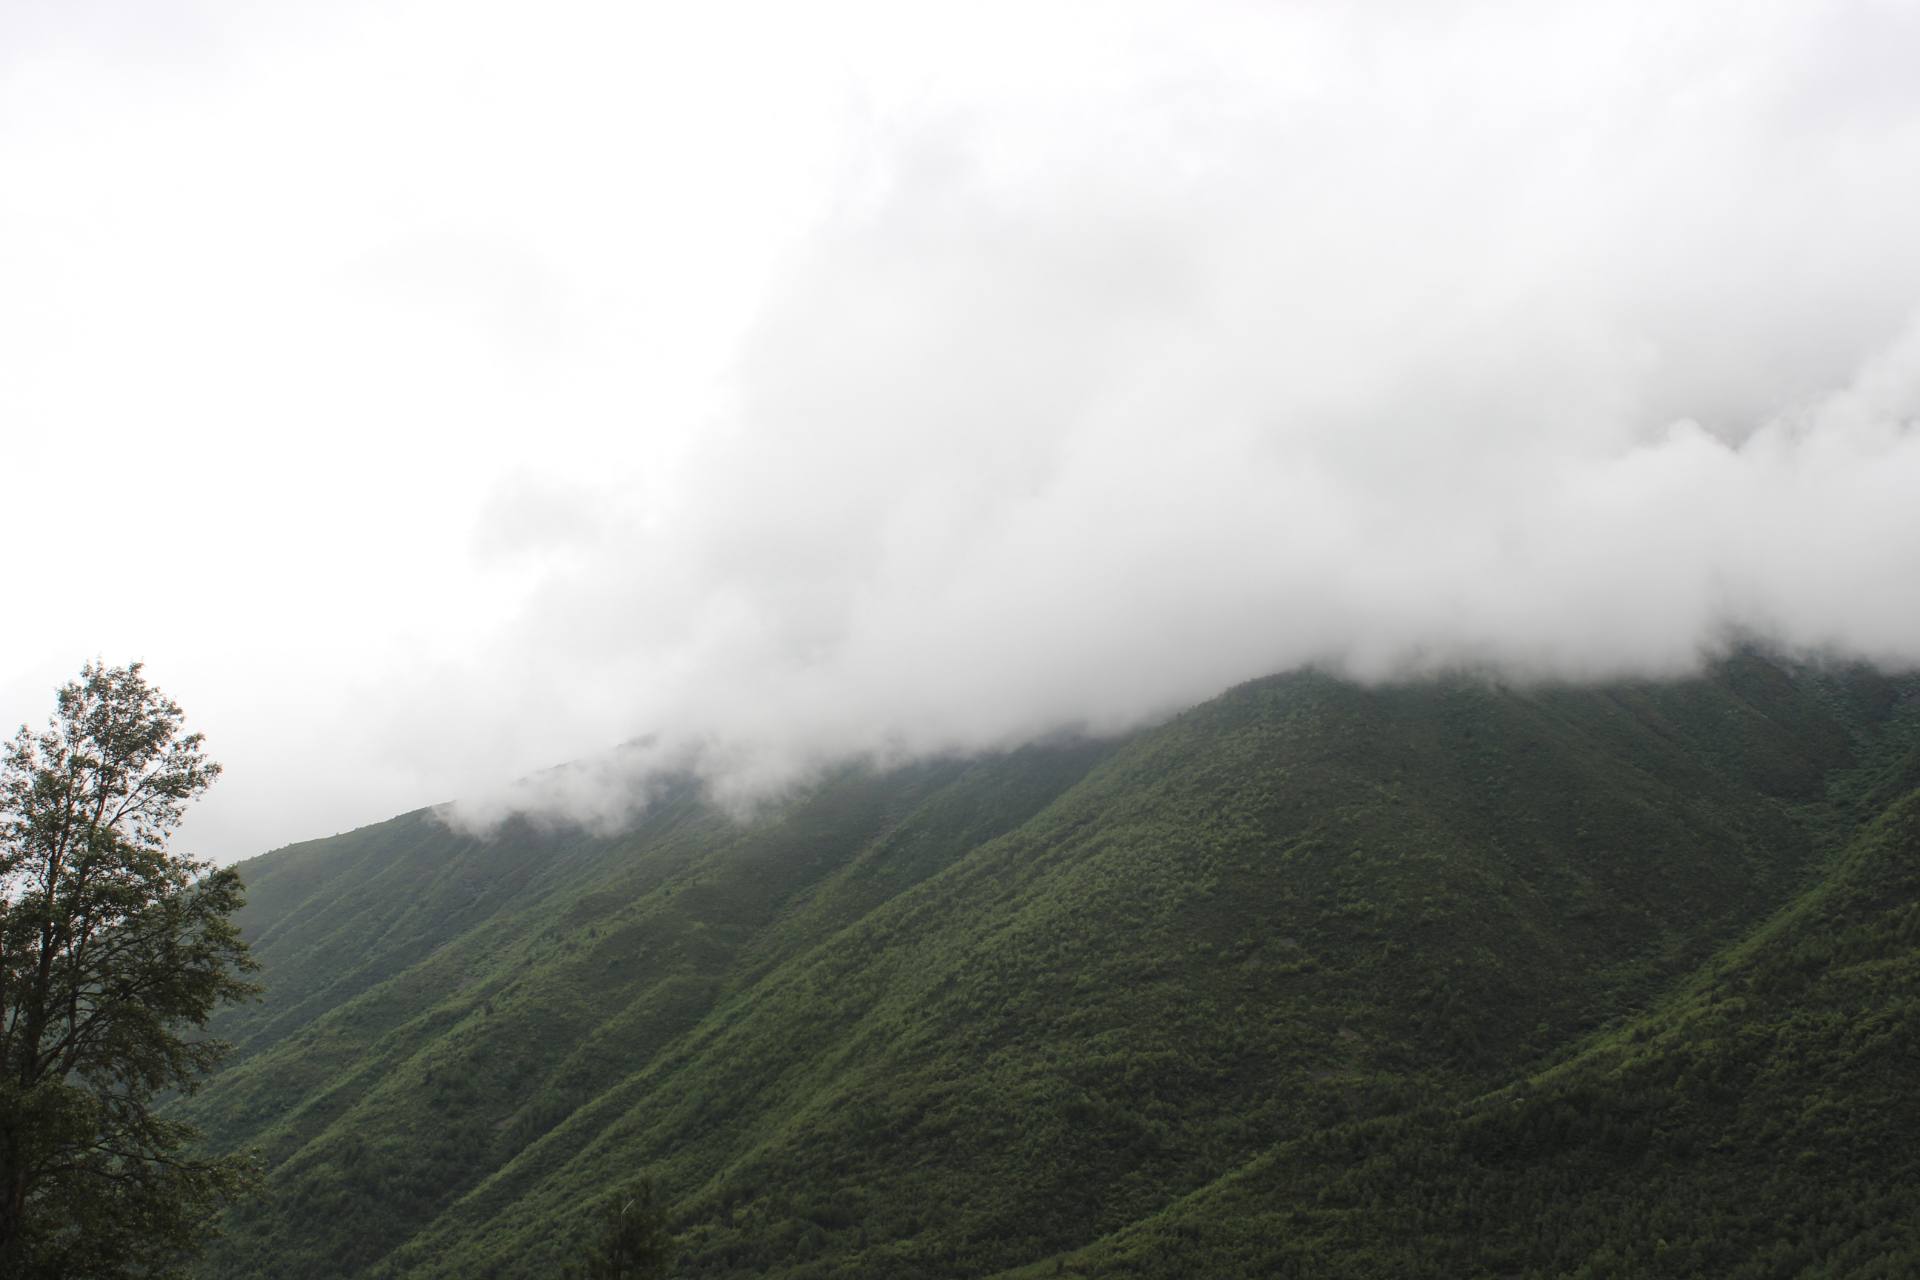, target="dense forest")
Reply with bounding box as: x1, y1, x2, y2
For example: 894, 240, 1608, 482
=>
177, 653, 1920, 1277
